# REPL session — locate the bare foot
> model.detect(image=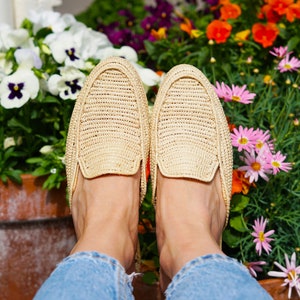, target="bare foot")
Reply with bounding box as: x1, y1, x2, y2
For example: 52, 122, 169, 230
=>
156, 169, 226, 290
70, 170, 140, 271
